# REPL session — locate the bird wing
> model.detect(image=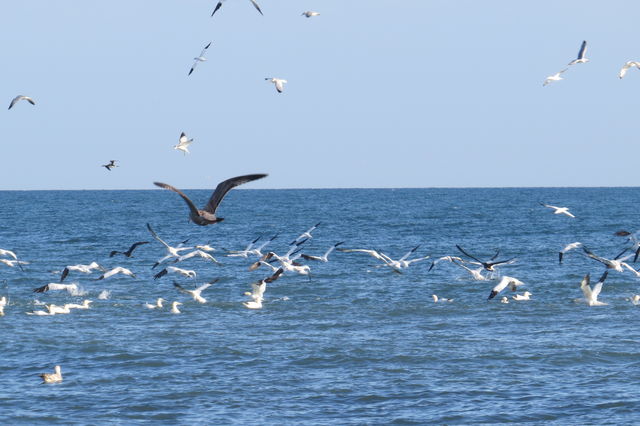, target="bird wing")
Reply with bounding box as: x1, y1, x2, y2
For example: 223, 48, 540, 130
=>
488, 277, 509, 300
275, 80, 284, 93
399, 245, 420, 261
265, 268, 284, 283
582, 247, 610, 265
146, 222, 172, 250
488, 257, 517, 268
195, 282, 213, 293
33, 284, 49, 293
577, 40, 587, 60
173, 282, 190, 294
203, 174, 268, 214
154, 268, 168, 279
455, 245, 484, 264
211, 0, 224, 16
199, 42, 212, 57
249, 0, 263, 15
301, 254, 321, 261
591, 271, 608, 299
60, 268, 70, 283
153, 182, 201, 217
129, 241, 149, 253
8, 96, 20, 110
